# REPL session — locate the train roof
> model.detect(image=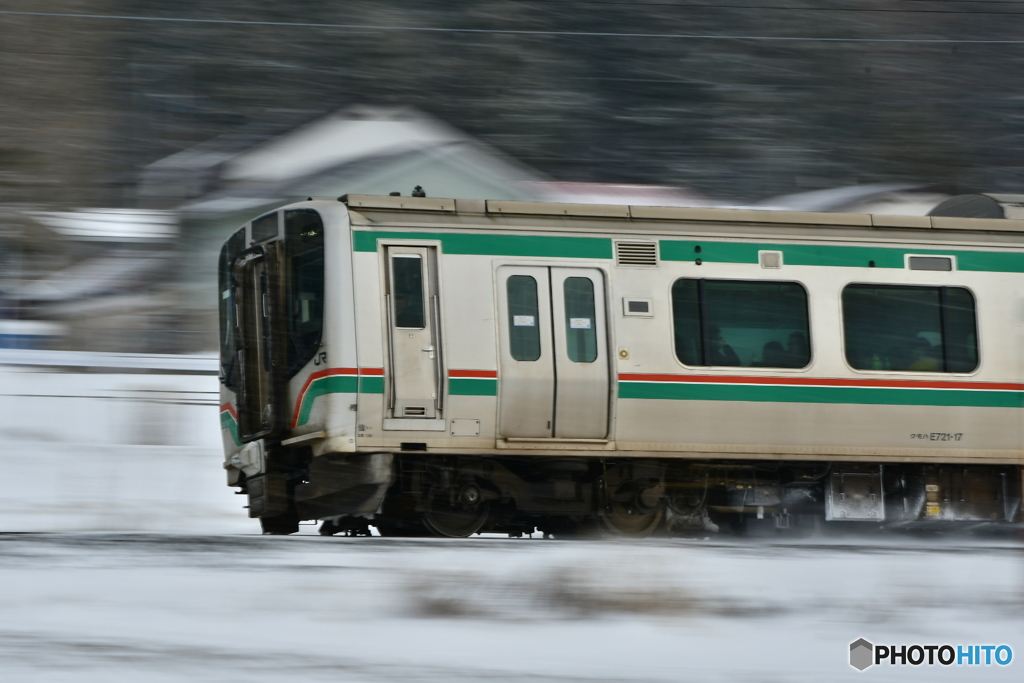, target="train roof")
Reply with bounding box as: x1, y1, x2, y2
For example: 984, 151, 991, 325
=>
338, 194, 1024, 236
